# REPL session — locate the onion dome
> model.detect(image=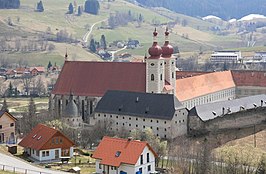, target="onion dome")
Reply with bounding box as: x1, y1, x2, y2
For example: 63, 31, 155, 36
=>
63, 93, 78, 118
148, 28, 162, 59
162, 27, 174, 58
